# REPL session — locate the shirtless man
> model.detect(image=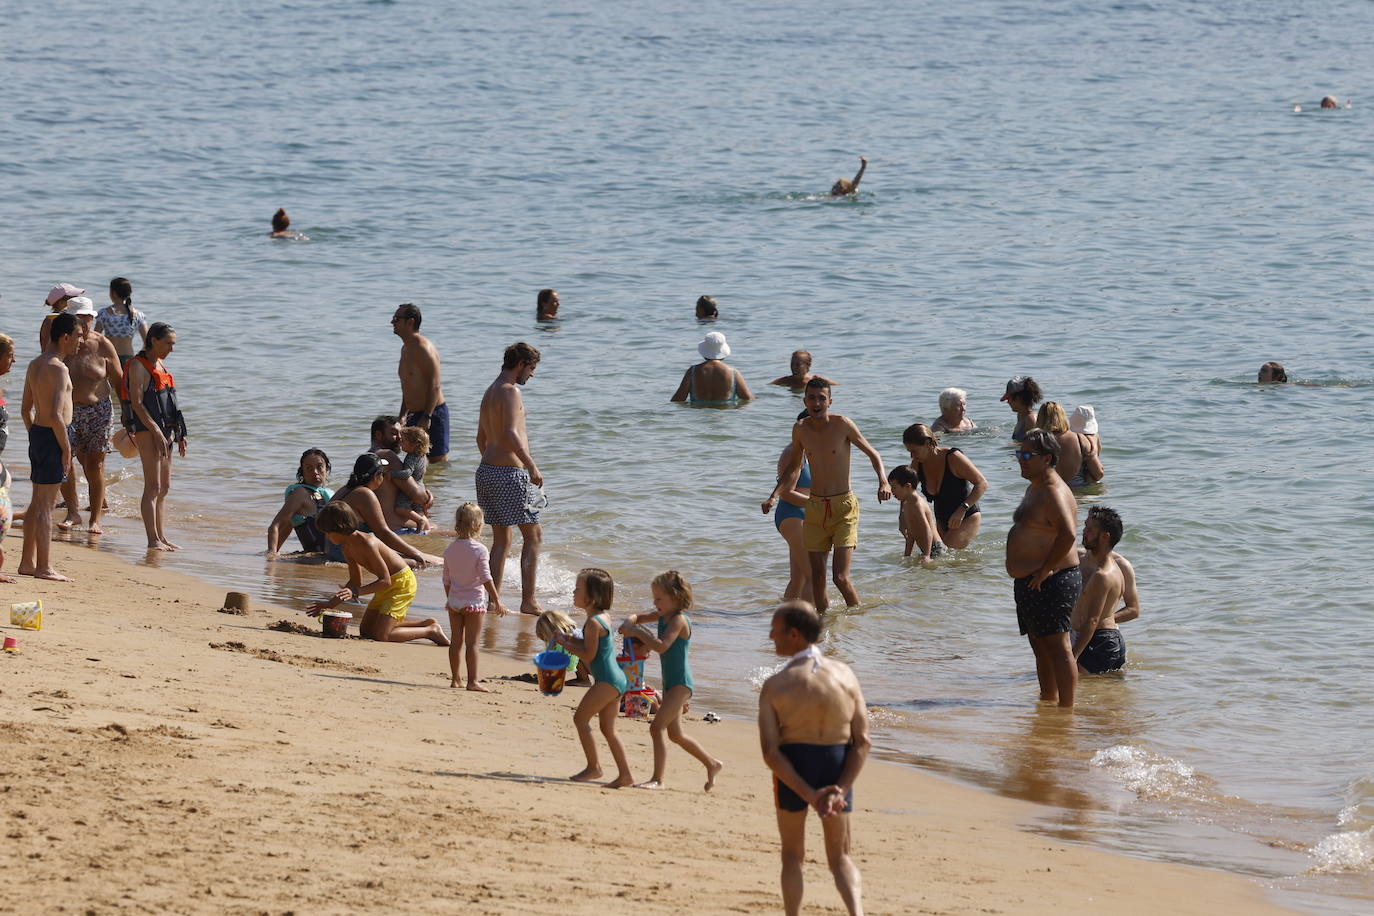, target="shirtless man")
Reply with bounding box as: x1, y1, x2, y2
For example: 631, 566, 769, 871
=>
830, 156, 868, 197
476, 342, 543, 614
779, 378, 890, 612
759, 601, 870, 916
1074, 506, 1137, 674
1006, 429, 1081, 707
367, 415, 432, 519
536, 288, 559, 321
20, 313, 79, 581
392, 304, 448, 462
57, 299, 121, 533
770, 350, 836, 389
